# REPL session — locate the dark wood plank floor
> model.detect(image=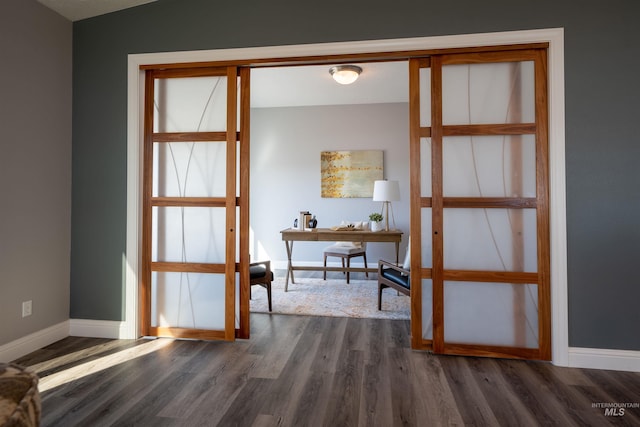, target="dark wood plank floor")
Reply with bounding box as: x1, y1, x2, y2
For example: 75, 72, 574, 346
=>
13, 313, 640, 426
